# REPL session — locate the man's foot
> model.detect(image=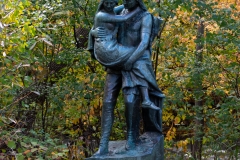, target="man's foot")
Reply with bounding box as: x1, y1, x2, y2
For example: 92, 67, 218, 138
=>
92, 145, 108, 157
125, 137, 136, 151
142, 101, 160, 110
